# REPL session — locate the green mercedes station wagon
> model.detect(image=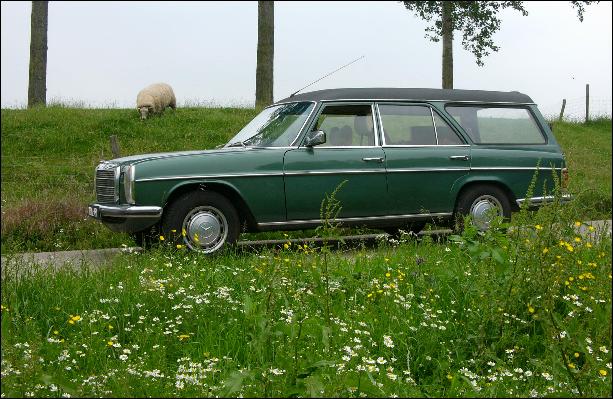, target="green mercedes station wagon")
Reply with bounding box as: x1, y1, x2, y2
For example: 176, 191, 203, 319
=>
88, 88, 570, 253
